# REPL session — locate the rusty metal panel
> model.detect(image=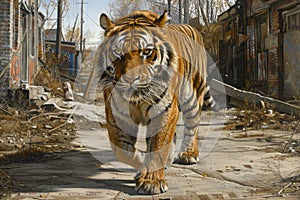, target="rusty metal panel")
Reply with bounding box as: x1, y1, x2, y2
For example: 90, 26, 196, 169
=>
284, 30, 300, 99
